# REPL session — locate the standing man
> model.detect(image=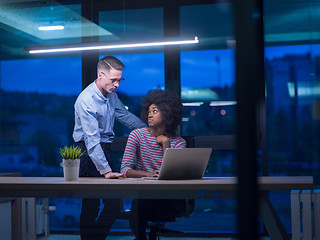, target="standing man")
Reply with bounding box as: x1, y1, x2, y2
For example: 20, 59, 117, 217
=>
73, 56, 146, 240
